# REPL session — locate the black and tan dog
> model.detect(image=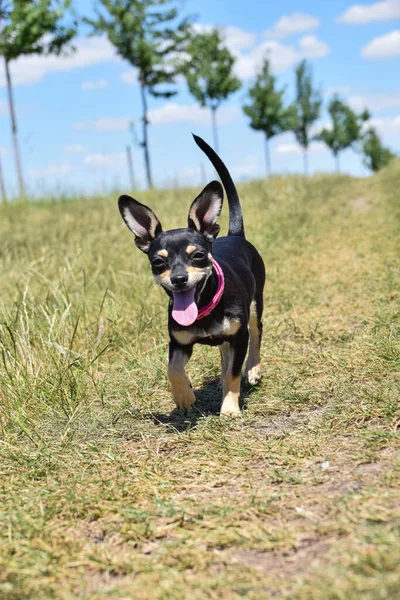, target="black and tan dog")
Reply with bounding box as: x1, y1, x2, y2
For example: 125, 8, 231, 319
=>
118, 135, 265, 416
